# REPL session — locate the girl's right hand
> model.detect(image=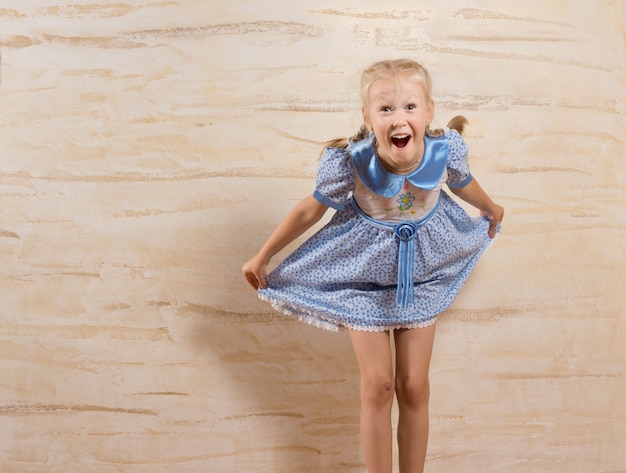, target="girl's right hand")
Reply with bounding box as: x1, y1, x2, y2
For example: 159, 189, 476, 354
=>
242, 254, 268, 290
240, 195, 328, 292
